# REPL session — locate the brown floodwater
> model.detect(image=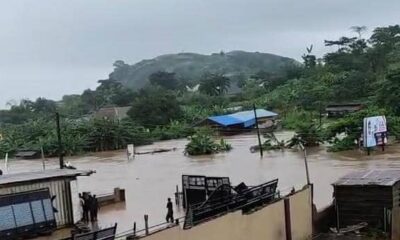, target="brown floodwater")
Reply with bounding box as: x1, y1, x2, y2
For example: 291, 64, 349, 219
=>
3, 131, 400, 239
